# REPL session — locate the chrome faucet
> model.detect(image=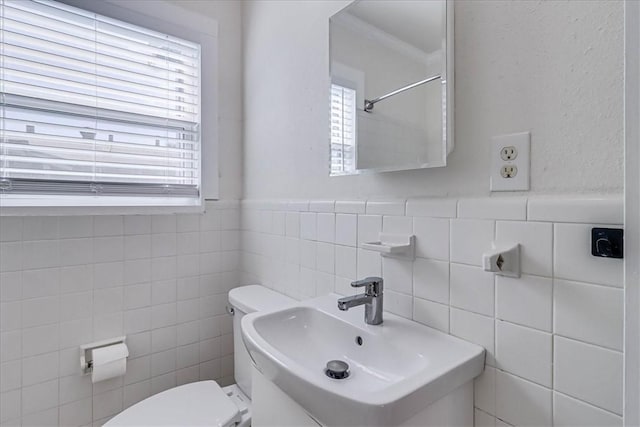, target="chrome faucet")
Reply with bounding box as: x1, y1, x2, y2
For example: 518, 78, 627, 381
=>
337, 277, 383, 325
